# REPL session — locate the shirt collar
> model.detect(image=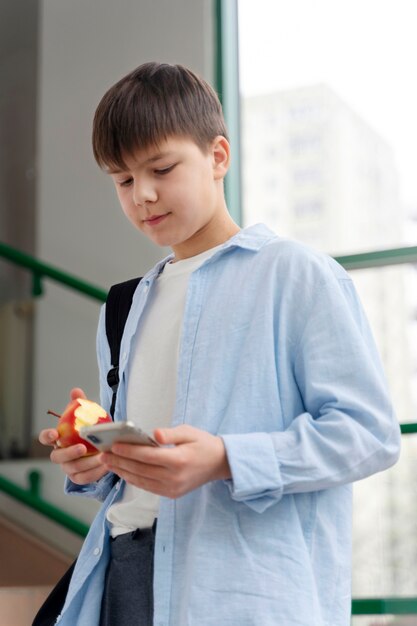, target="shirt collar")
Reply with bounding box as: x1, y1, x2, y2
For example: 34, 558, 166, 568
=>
143, 223, 276, 282
220, 223, 276, 252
